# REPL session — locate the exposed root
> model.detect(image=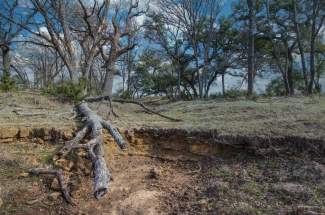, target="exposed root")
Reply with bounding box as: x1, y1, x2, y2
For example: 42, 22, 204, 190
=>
29, 168, 74, 205
28, 102, 127, 204
58, 102, 126, 200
